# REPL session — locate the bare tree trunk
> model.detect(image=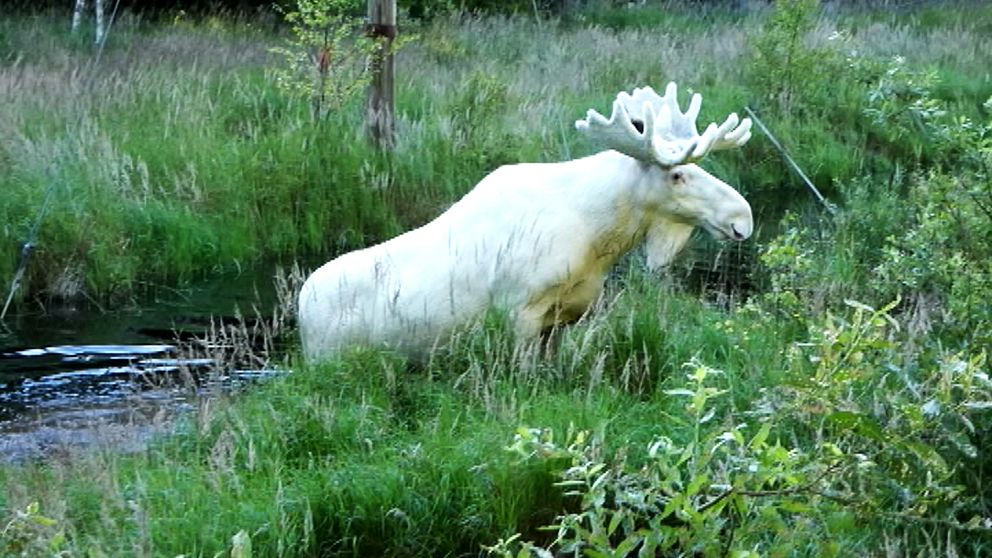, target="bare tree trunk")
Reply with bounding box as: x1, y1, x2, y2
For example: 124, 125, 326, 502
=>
94, 0, 105, 45
72, 0, 86, 34
366, 0, 396, 149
